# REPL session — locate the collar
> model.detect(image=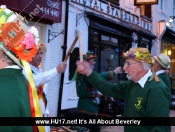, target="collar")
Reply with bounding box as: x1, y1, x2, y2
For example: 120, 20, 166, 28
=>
29, 64, 42, 74
4, 65, 21, 69
137, 69, 152, 88
156, 70, 165, 75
